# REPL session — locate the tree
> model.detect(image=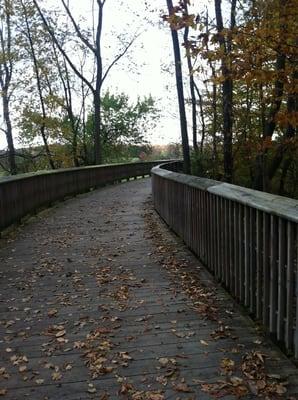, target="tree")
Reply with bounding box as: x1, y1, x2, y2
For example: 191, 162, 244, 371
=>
52, 45, 81, 167
183, 0, 198, 152
164, 0, 191, 174
0, 0, 17, 174
85, 91, 159, 161
250, 0, 296, 190
165, 0, 297, 197
214, 0, 236, 183
20, 0, 56, 169
32, 0, 137, 165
